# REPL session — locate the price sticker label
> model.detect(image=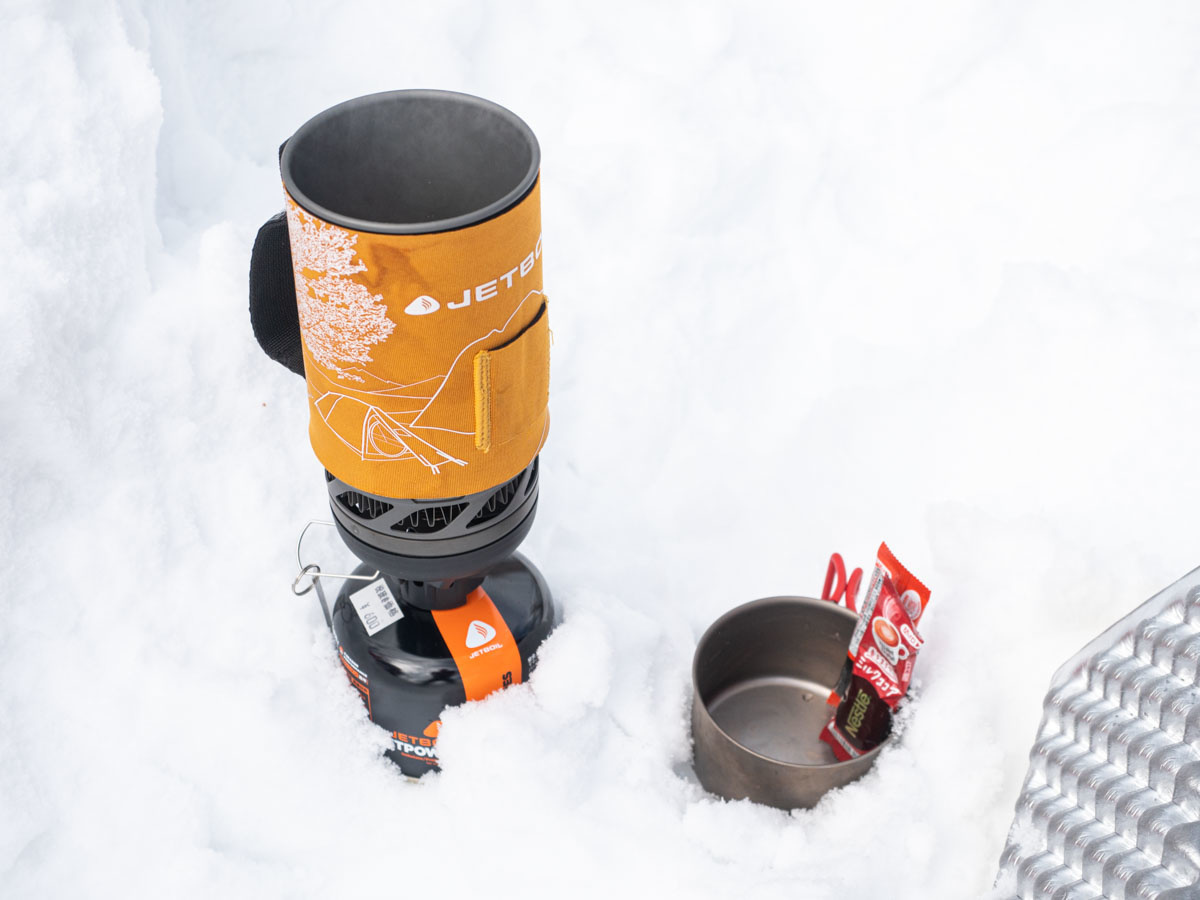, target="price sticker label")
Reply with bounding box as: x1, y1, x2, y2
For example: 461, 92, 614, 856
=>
349, 579, 403, 636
